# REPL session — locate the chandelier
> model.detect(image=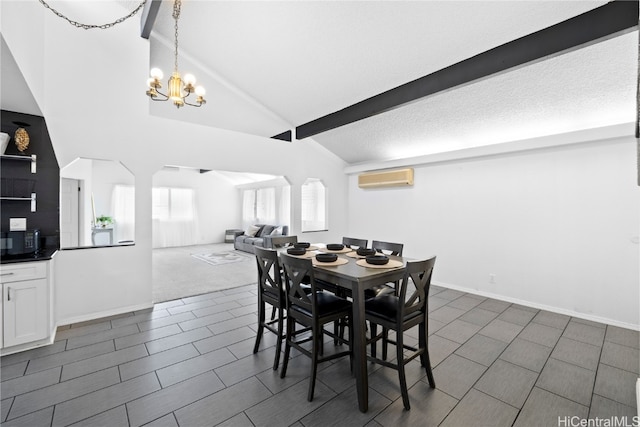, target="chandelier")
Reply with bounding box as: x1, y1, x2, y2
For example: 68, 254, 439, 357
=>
146, 0, 206, 108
